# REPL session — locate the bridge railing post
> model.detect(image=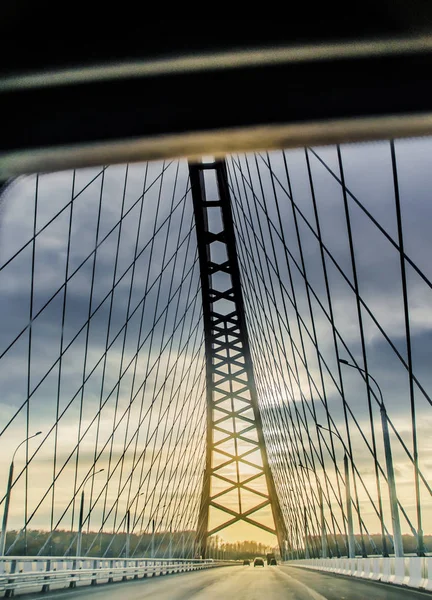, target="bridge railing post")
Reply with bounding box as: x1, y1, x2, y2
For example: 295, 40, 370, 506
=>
91, 559, 97, 586
41, 559, 50, 593
4, 558, 16, 598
